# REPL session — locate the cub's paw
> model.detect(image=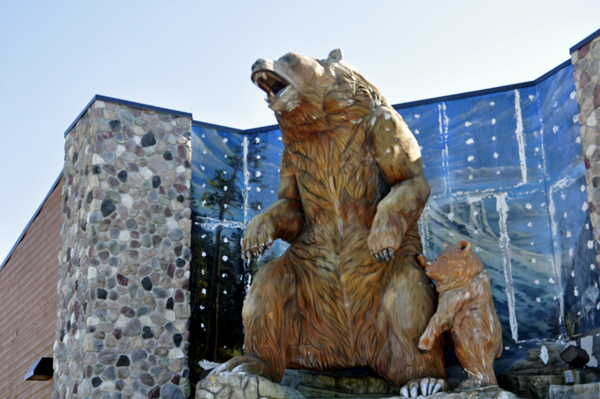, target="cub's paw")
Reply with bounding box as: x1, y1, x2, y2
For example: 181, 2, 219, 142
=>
400, 378, 448, 398
207, 355, 271, 380
242, 216, 275, 260
418, 334, 435, 352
